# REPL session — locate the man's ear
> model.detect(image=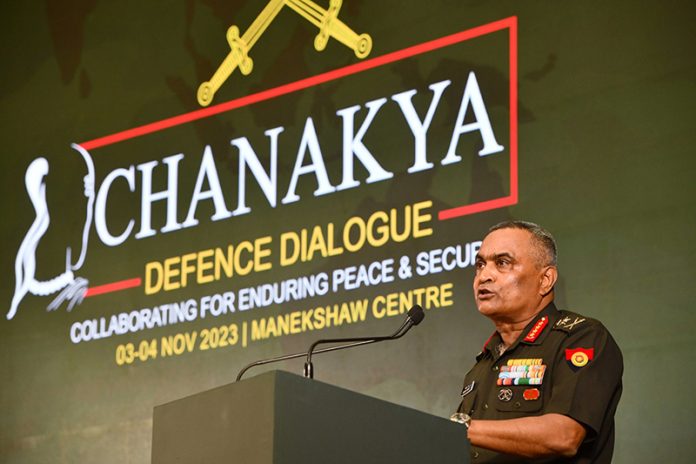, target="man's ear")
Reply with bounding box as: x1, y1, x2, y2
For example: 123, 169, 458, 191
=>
539, 266, 558, 296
